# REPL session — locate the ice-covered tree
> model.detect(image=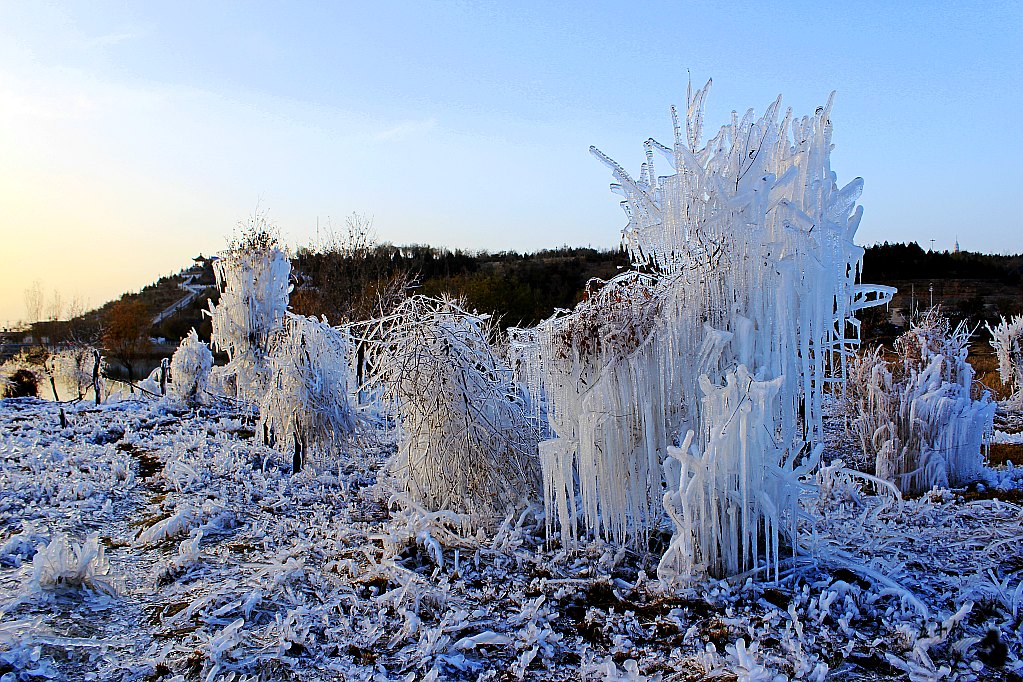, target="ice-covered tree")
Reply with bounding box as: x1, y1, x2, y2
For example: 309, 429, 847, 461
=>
369, 296, 541, 520
512, 80, 892, 575
207, 224, 291, 402
51, 346, 100, 401
260, 313, 359, 472
987, 314, 1023, 407
169, 330, 214, 403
